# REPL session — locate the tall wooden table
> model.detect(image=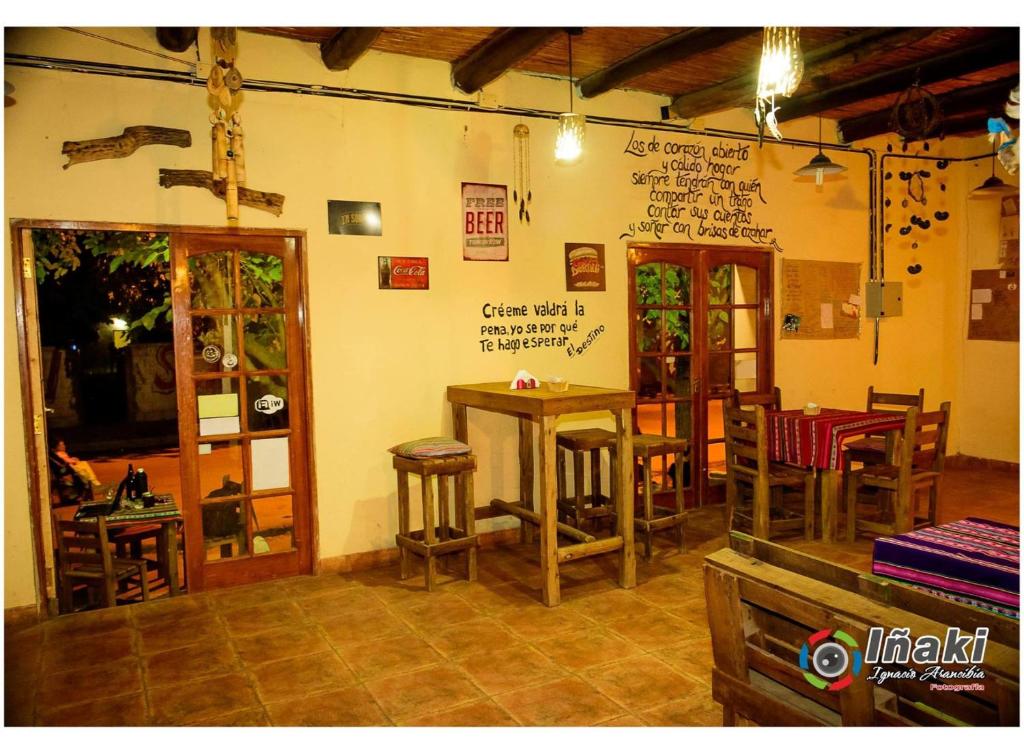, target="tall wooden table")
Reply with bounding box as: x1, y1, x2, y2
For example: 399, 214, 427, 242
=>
764, 408, 906, 543
447, 382, 636, 607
